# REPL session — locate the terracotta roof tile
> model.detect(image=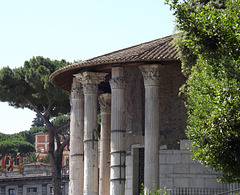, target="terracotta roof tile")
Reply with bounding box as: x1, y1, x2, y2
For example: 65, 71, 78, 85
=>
78, 34, 177, 65
50, 34, 179, 91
